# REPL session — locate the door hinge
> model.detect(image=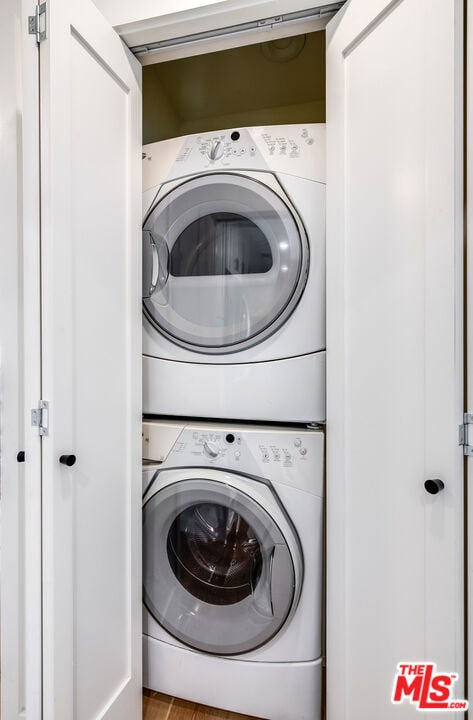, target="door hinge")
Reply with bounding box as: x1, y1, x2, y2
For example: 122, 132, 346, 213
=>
31, 400, 49, 436
459, 413, 473, 456
28, 2, 46, 43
